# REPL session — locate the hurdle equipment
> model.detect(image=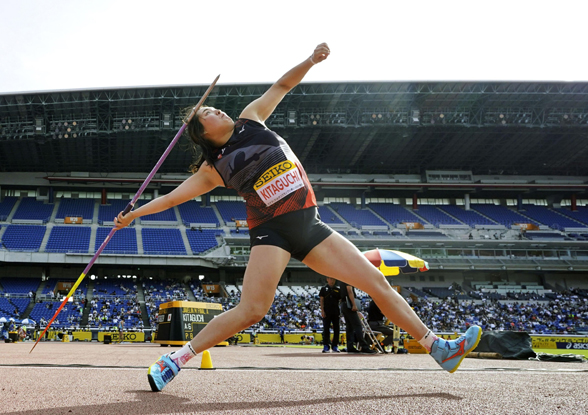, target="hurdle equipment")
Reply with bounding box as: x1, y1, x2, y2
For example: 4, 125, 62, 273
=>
29, 75, 221, 354
358, 312, 385, 354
